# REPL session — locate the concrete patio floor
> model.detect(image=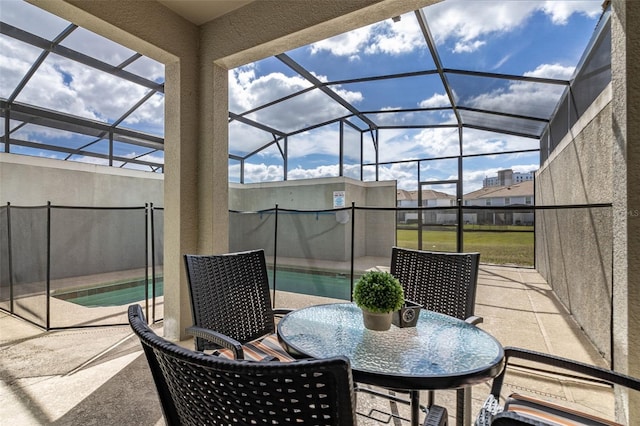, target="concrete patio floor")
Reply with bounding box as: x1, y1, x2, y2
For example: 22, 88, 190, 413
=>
1, 264, 614, 425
